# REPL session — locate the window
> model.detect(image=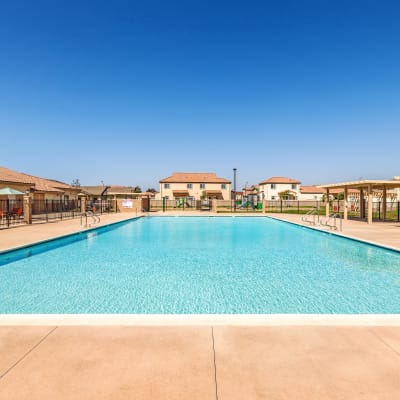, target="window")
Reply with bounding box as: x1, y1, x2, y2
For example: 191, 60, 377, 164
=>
291, 184, 297, 190
221, 184, 226, 189
271, 184, 276, 189
271, 196, 276, 200
164, 183, 170, 189
200, 183, 206, 189
187, 183, 193, 189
